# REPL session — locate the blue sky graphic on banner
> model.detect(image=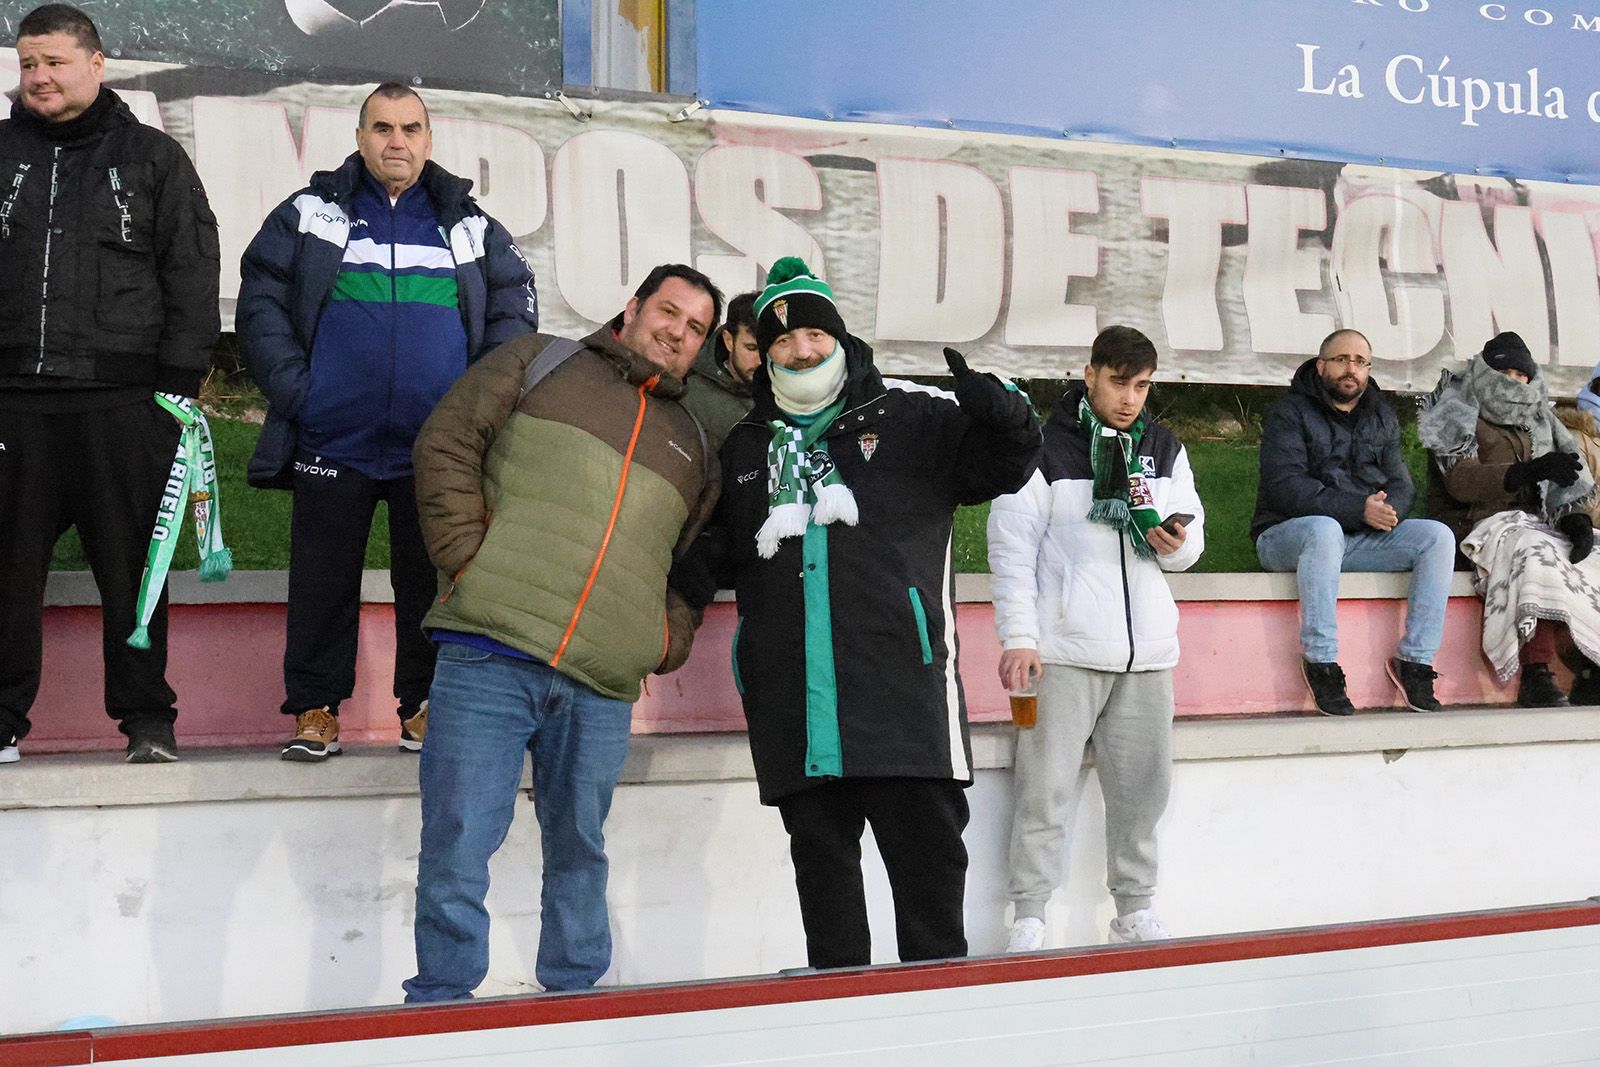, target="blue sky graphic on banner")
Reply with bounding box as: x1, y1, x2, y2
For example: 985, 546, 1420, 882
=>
698, 1, 1600, 183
